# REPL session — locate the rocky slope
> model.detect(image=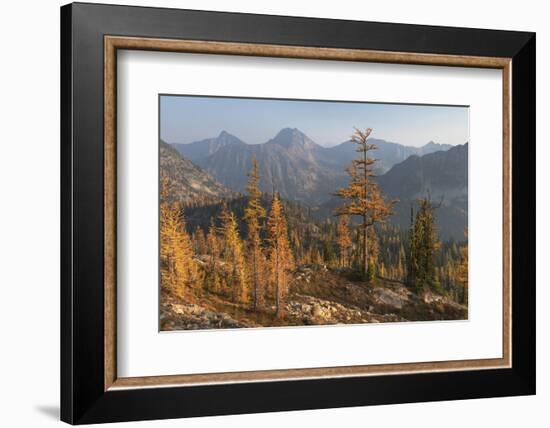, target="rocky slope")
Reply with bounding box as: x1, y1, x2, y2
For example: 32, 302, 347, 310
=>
160, 140, 231, 204
160, 264, 467, 331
